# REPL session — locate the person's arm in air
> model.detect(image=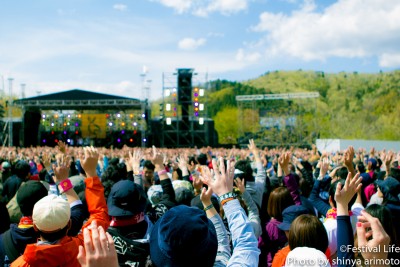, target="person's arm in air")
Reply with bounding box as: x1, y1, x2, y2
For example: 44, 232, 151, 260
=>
200, 185, 231, 267
76, 147, 110, 245
309, 158, 331, 216
128, 149, 143, 187
177, 156, 190, 182
235, 178, 262, 239
201, 157, 260, 267
247, 139, 266, 208
279, 152, 301, 205
336, 173, 362, 266
53, 157, 85, 237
